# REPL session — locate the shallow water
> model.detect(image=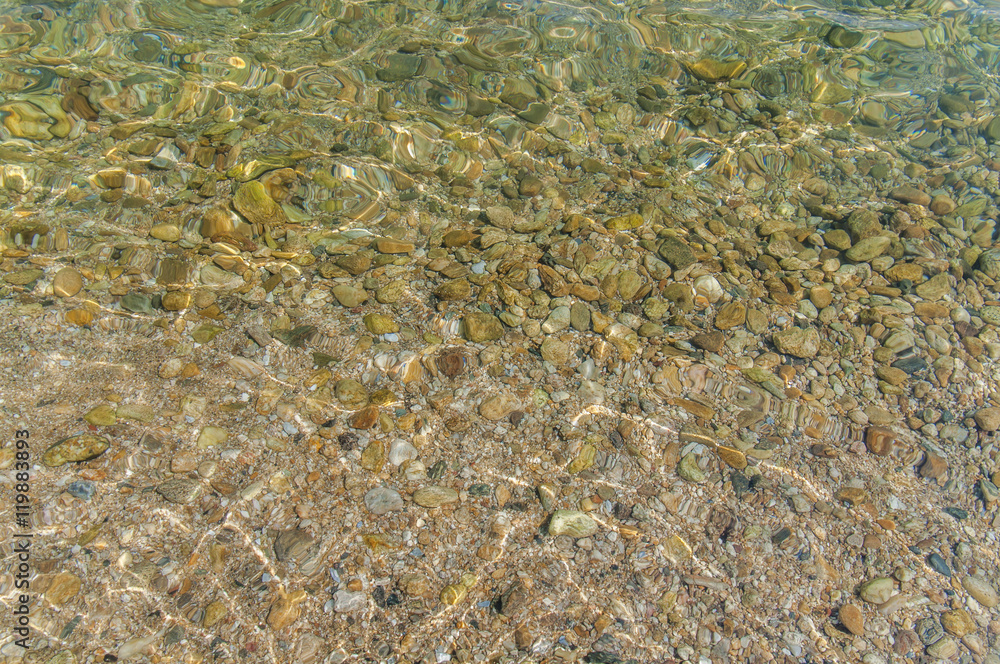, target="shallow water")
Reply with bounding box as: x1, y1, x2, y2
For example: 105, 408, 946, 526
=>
2, 0, 1000, 222
3, 0, 1000, 663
